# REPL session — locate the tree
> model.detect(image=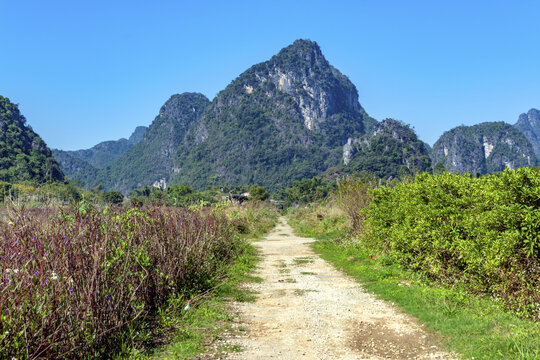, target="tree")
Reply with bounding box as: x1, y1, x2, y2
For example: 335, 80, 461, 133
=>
248, 185, 269, 201
102, 191, 124, 205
